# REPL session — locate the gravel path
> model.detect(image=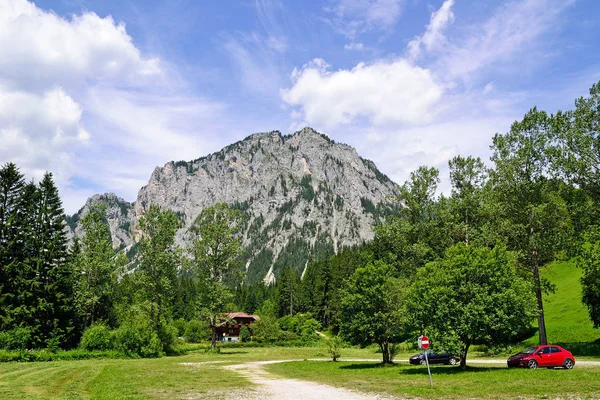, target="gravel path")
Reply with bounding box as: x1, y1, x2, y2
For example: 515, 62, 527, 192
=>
223, 360, 397, 400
